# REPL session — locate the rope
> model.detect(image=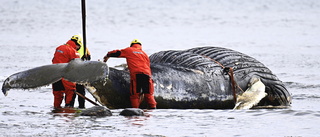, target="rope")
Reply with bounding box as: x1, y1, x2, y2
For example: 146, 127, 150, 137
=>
200, 55, 244, 103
